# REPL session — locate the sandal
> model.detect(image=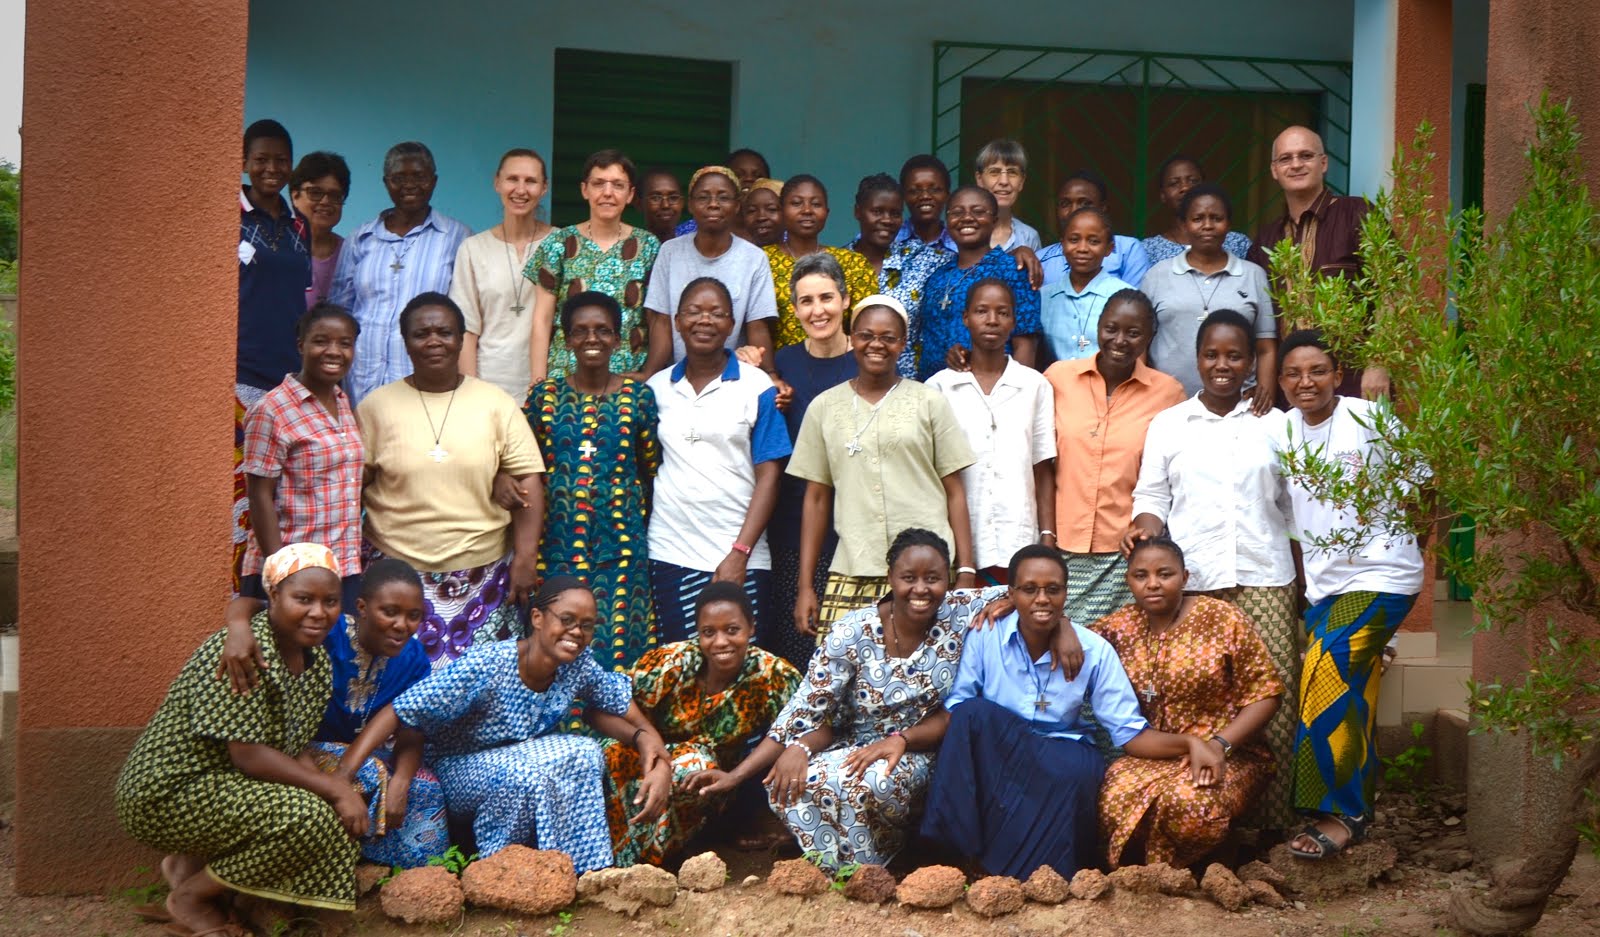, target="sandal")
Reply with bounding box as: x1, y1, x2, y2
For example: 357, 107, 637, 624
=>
1287, 813, 1369, 860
